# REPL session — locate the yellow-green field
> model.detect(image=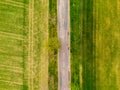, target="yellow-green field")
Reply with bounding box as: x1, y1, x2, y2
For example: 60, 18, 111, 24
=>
0, 0, 49, 90
0, 0, 28, 90
95, 0, 120, 90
